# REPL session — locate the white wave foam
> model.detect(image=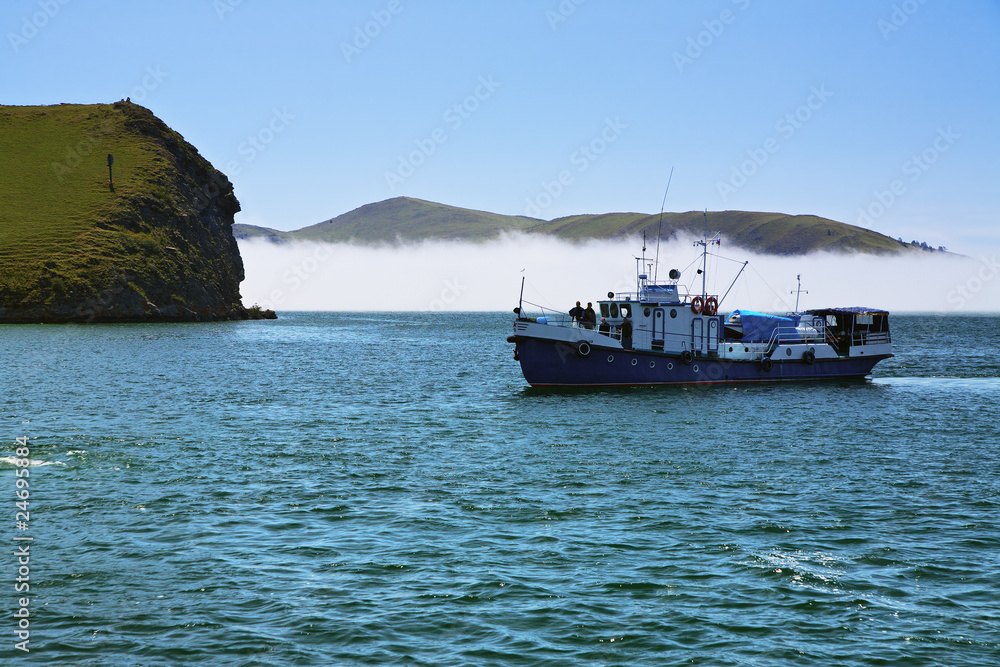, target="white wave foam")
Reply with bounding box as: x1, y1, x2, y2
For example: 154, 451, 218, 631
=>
0, 456, 65, 467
